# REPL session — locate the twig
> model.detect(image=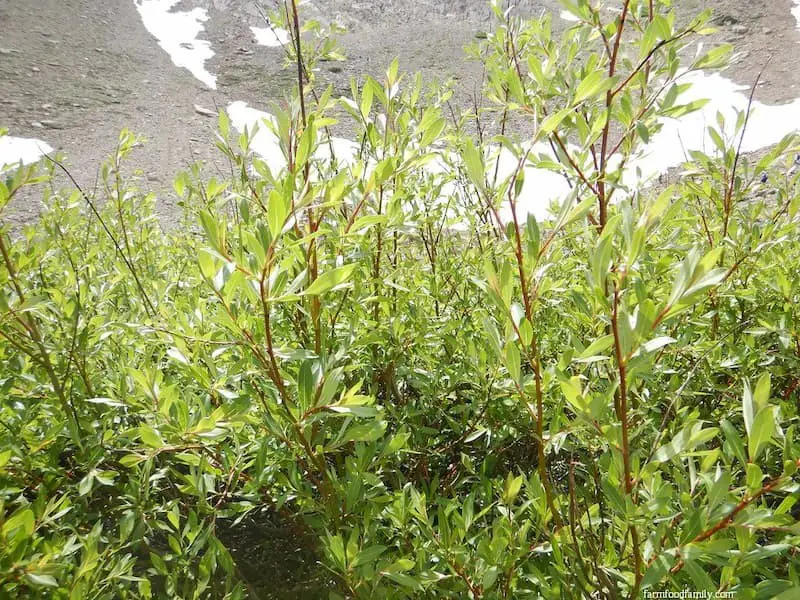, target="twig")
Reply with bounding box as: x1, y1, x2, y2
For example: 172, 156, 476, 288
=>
45, 154, 157, 317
